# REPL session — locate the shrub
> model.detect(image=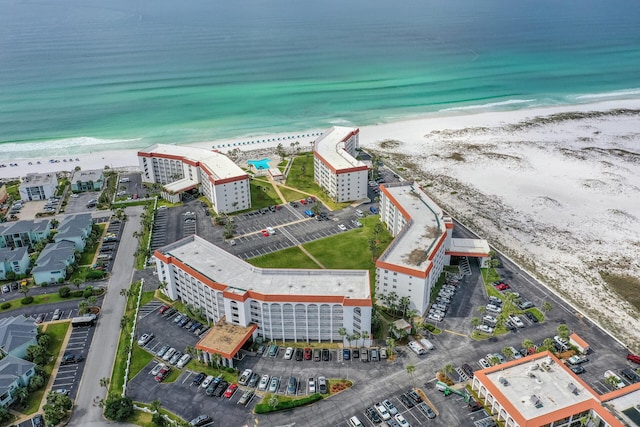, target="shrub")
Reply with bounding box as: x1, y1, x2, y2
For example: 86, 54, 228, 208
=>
59, 286, 71, 298
70, 290, 84, 298
254, 394, 323, 414
104, 396, 134, 421
83, 288, 93, 298
21, 296, 34, 305
1, 302, 10, 310
28, 374, 45, 392
86, 270, 105, 280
